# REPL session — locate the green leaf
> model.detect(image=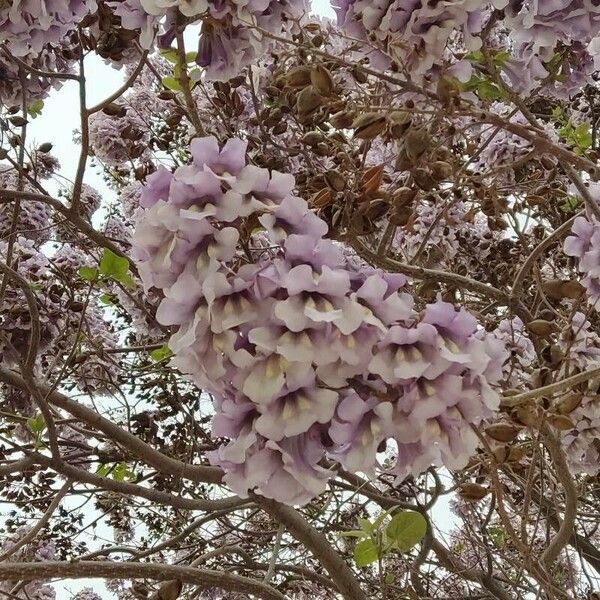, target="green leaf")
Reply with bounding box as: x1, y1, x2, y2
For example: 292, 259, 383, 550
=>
488, 526, 506, 549
357, 517, 374, 534
99, 248, 129, 278
339, 530, 368, 539
385, 511, 427, 552
371, 510, 391, 531
560, 195, 581, 213
112, 462, 134, 482
99, 249, 135, 288
462, 74, 505, 102
99, 293, 115, 305
96, 464, 112, 477
162, 76, 182, 92
464, 50, 484, 63
573, 123, 592, 150
150, 345, 173, 363
353, 538, 379, 567
185, 51, 197, 63
27, 99, 44, 119
160, 48, 179, 64
78, 266, 98, 282
493, 51, 510, 67
27, 412, 46, 435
